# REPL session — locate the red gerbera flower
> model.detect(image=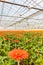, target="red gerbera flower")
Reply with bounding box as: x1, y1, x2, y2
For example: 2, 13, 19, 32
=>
13, 40, 20, 43
8, 49, 28, 60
